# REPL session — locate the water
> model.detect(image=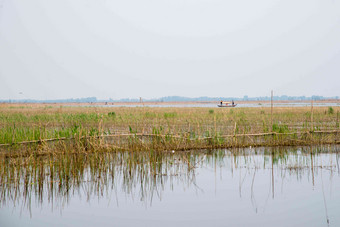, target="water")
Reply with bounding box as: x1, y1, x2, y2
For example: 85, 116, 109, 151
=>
1, 145, 340, 227
88, 101, 339, 108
